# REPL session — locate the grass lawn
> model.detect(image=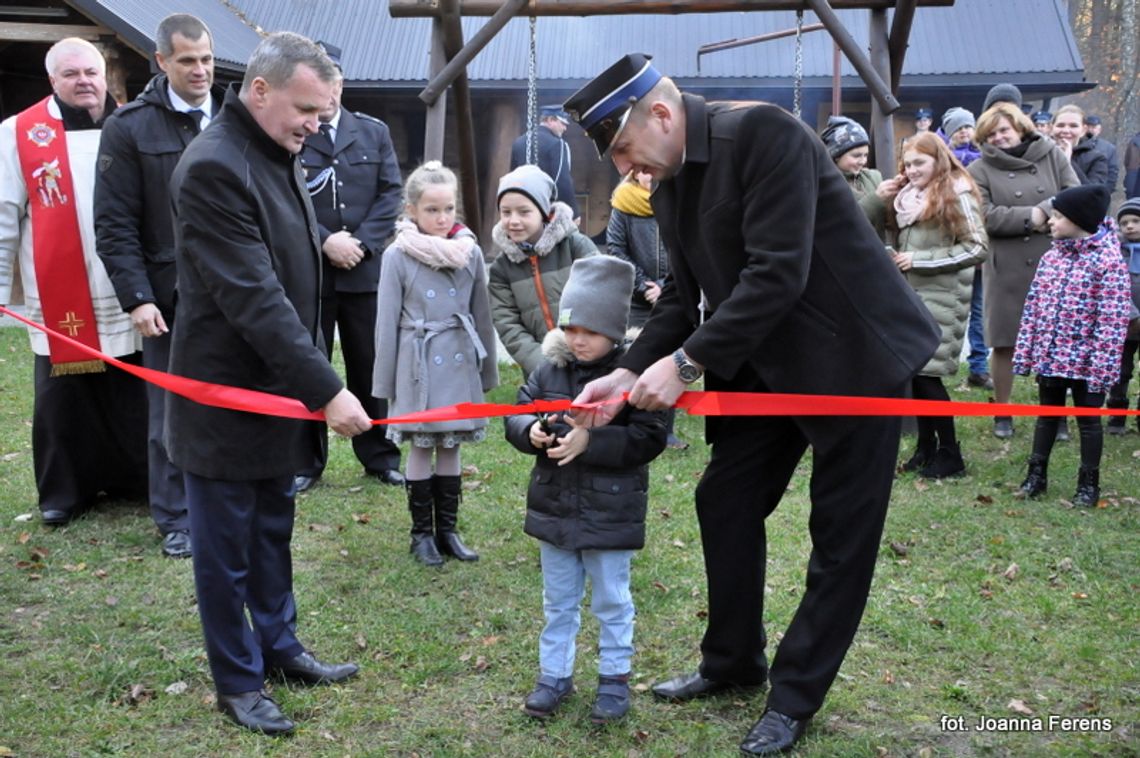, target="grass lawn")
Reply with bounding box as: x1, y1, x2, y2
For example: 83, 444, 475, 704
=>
0, 325, 1136, 757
